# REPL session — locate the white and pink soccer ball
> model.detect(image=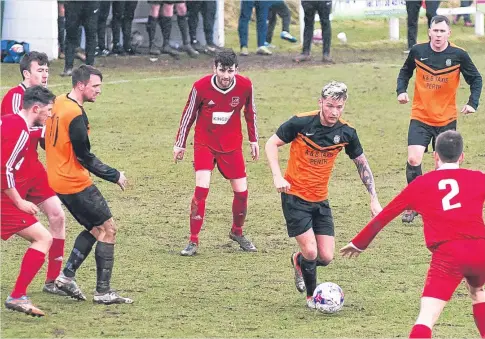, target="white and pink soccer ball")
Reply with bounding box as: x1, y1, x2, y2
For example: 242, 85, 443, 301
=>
312, 282, 345, 313
312, 29, 323, 44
